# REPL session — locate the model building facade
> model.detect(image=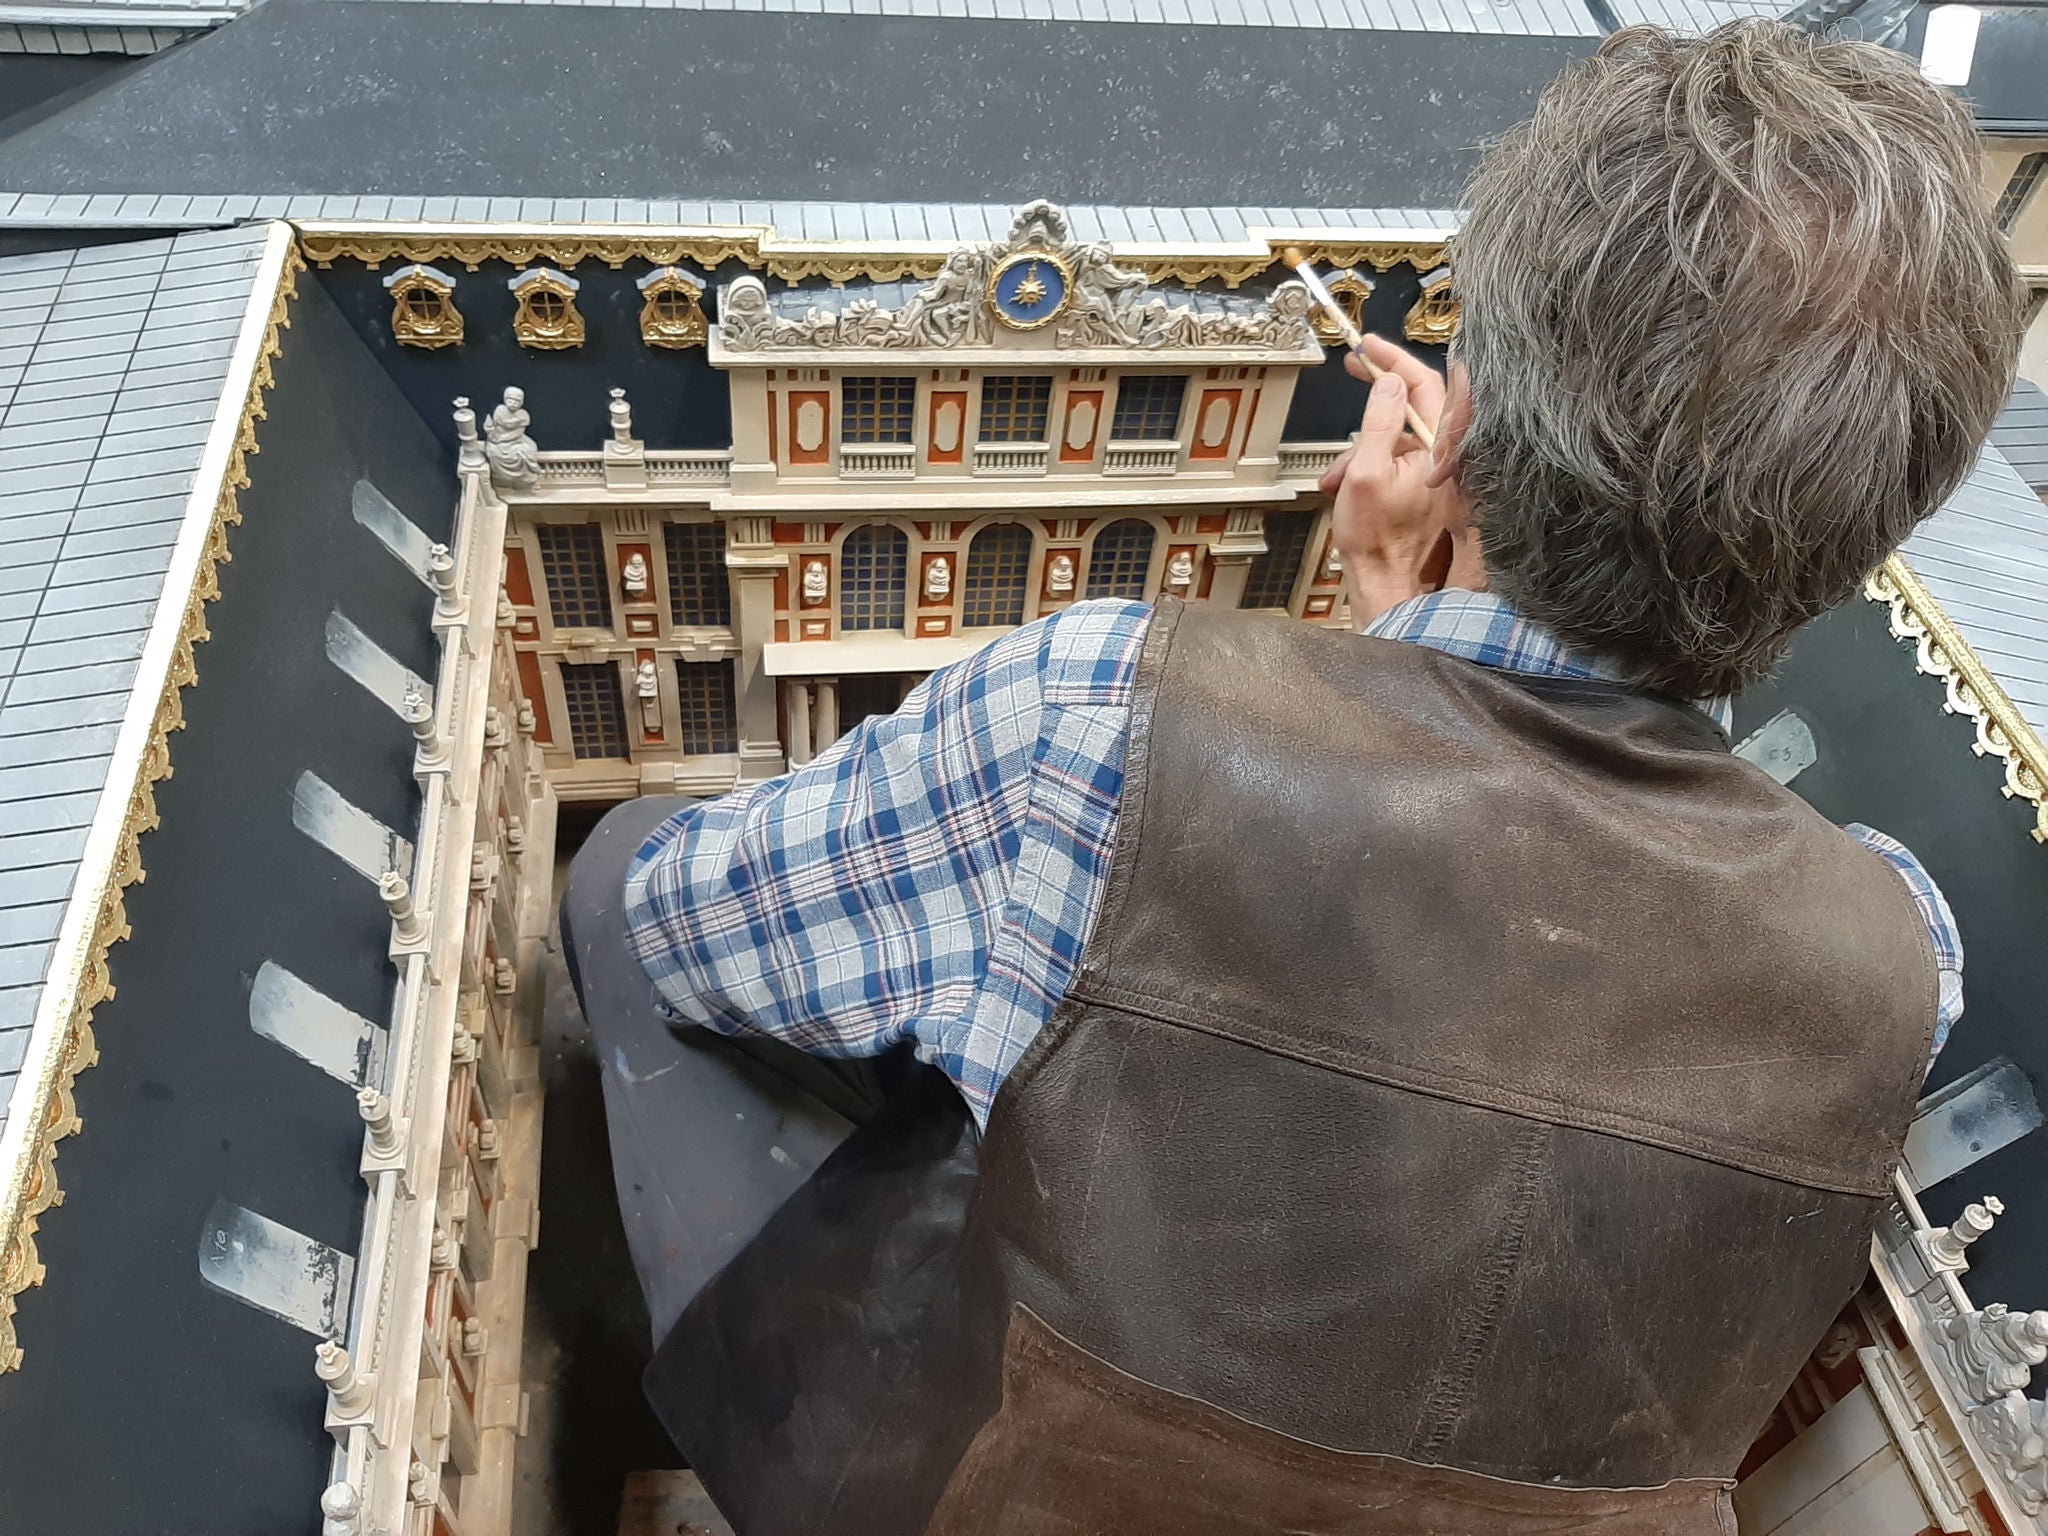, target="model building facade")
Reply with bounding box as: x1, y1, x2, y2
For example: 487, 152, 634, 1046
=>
0, 0, 2043, 1532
